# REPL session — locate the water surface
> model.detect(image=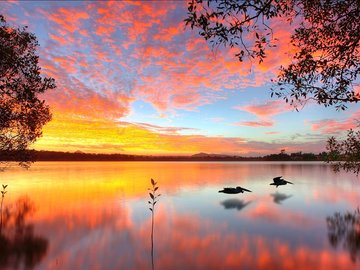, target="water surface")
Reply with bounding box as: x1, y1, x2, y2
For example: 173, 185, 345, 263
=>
1, 162, 359, 270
